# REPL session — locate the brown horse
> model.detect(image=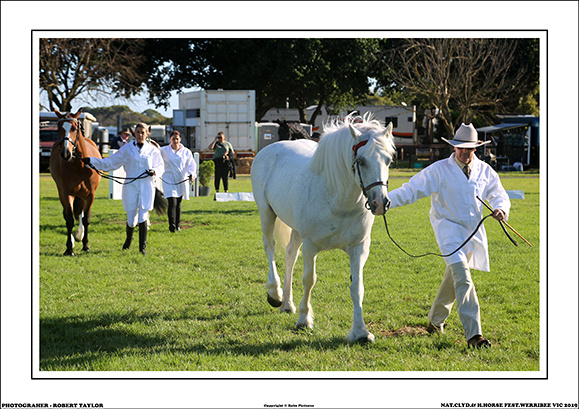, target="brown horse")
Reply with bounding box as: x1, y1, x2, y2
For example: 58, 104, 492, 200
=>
50, 108, 102, 255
